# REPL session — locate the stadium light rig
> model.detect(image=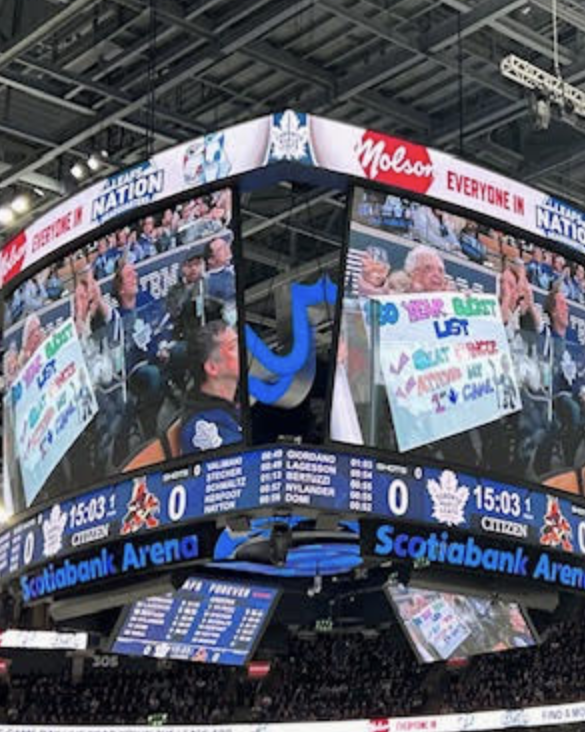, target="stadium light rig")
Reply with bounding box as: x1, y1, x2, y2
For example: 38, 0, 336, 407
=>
501, 54, 585, 122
